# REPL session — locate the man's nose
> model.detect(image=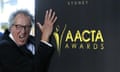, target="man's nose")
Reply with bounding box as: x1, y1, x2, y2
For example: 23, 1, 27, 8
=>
21, 27, 26, 33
